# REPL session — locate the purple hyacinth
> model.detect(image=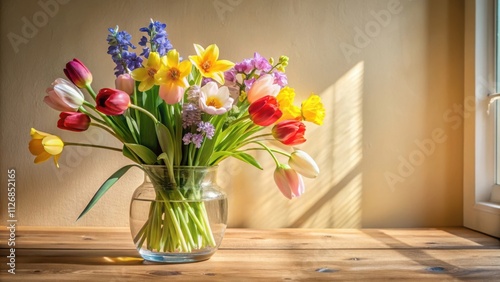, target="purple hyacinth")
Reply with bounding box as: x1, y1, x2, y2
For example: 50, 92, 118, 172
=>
186, 86, 201, 103
197, 121, 215, 139
139, 20, 173, 58
182, 103, 201, 128
107, 27, 143, 77
183, 133, 204, 148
